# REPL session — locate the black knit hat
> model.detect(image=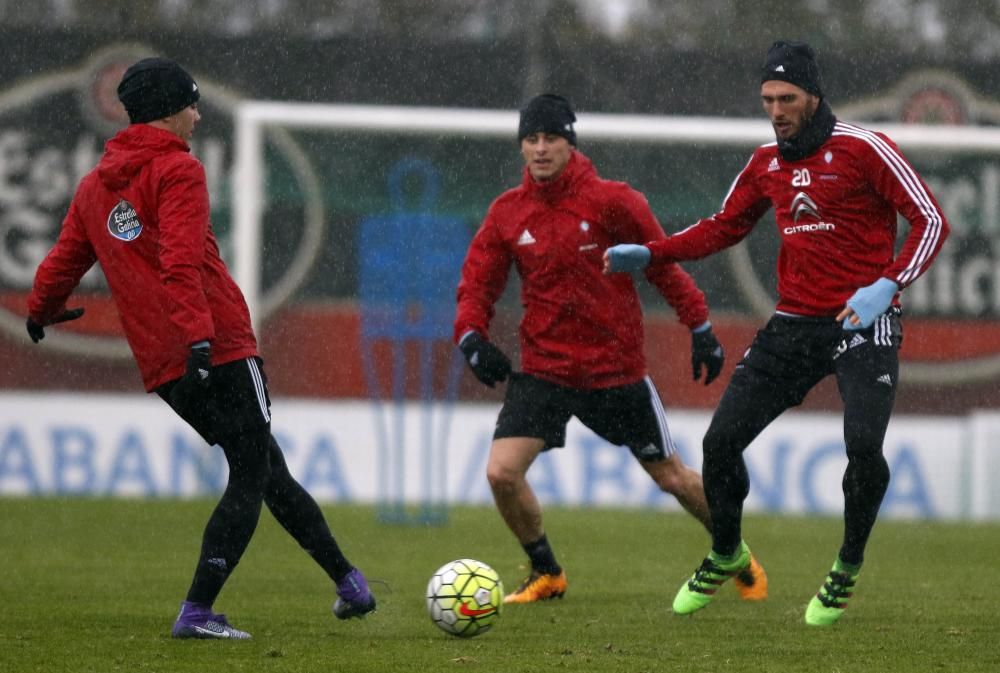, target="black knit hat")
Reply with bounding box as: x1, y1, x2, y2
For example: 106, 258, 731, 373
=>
117, 57, 200, 124
518, 94, 576, 145
760, 40, 824, 98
